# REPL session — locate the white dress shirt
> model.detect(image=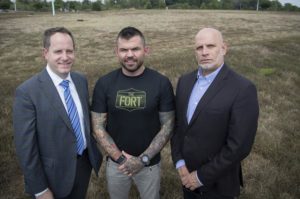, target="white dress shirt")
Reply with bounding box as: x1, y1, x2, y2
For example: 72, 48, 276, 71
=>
46, 65, 87, 149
